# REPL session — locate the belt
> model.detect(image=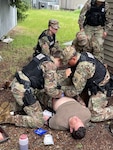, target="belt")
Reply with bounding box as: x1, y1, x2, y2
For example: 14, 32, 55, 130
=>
15, 72, 31, 89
